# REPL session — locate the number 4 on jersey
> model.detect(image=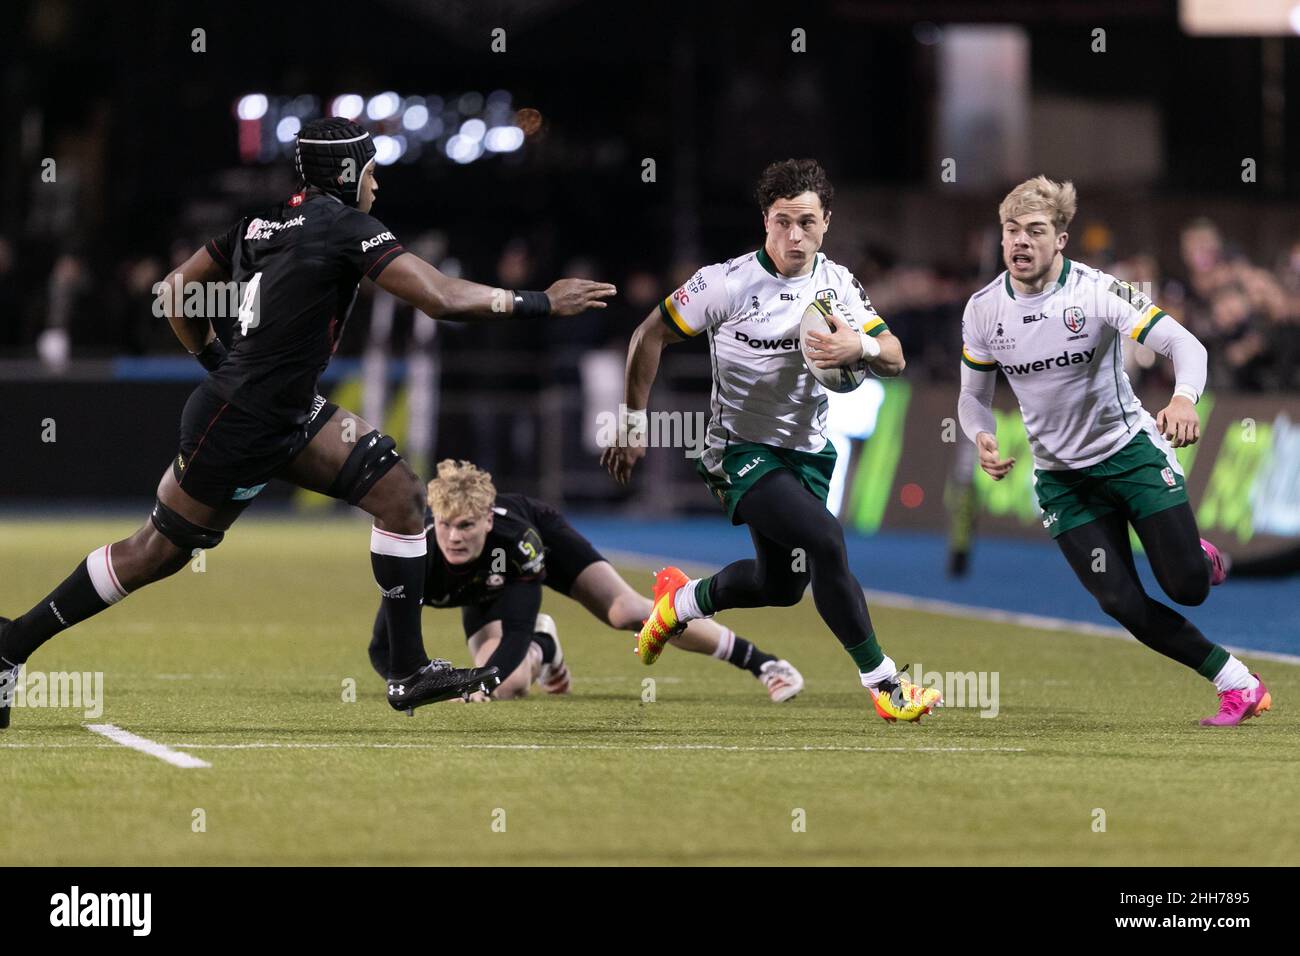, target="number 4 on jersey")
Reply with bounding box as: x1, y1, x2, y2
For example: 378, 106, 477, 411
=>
238, 271, 263, 335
